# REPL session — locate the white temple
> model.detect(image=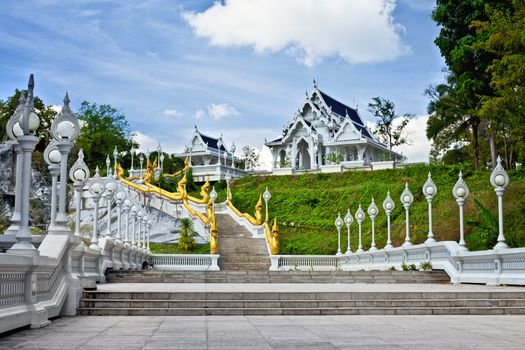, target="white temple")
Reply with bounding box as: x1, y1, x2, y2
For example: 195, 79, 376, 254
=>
265, 82, 401, 174
174, 126, 246, 182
